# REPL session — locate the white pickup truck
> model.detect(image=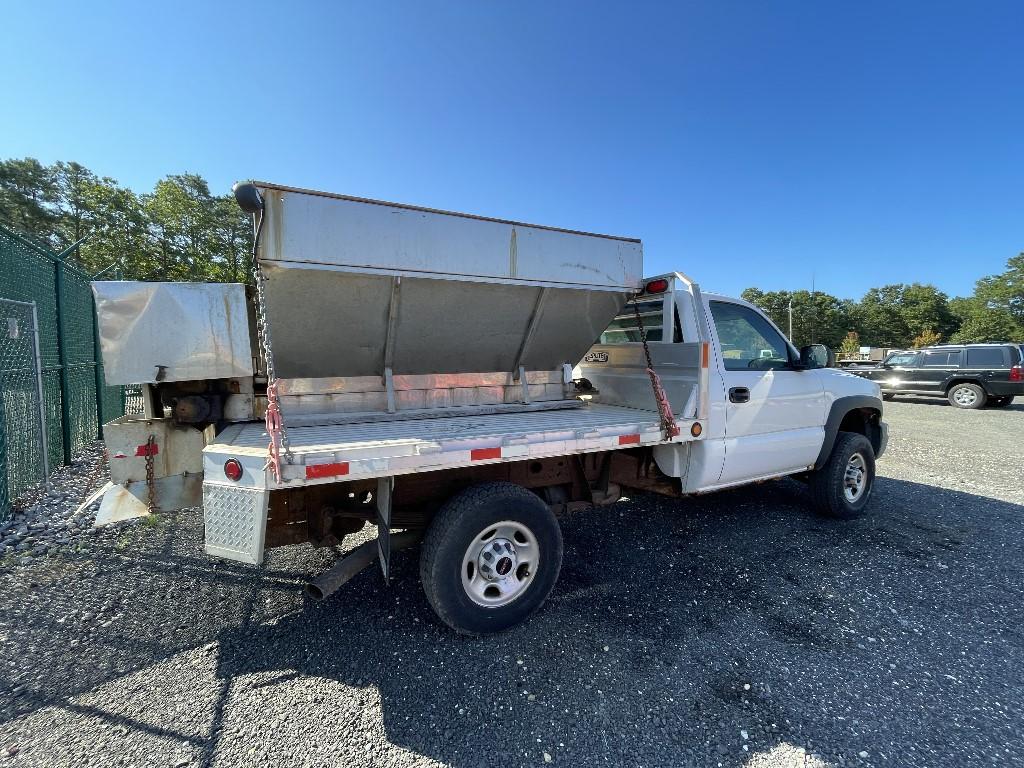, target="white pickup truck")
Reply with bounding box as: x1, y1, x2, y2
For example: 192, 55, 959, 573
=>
91, 182, 887, 635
